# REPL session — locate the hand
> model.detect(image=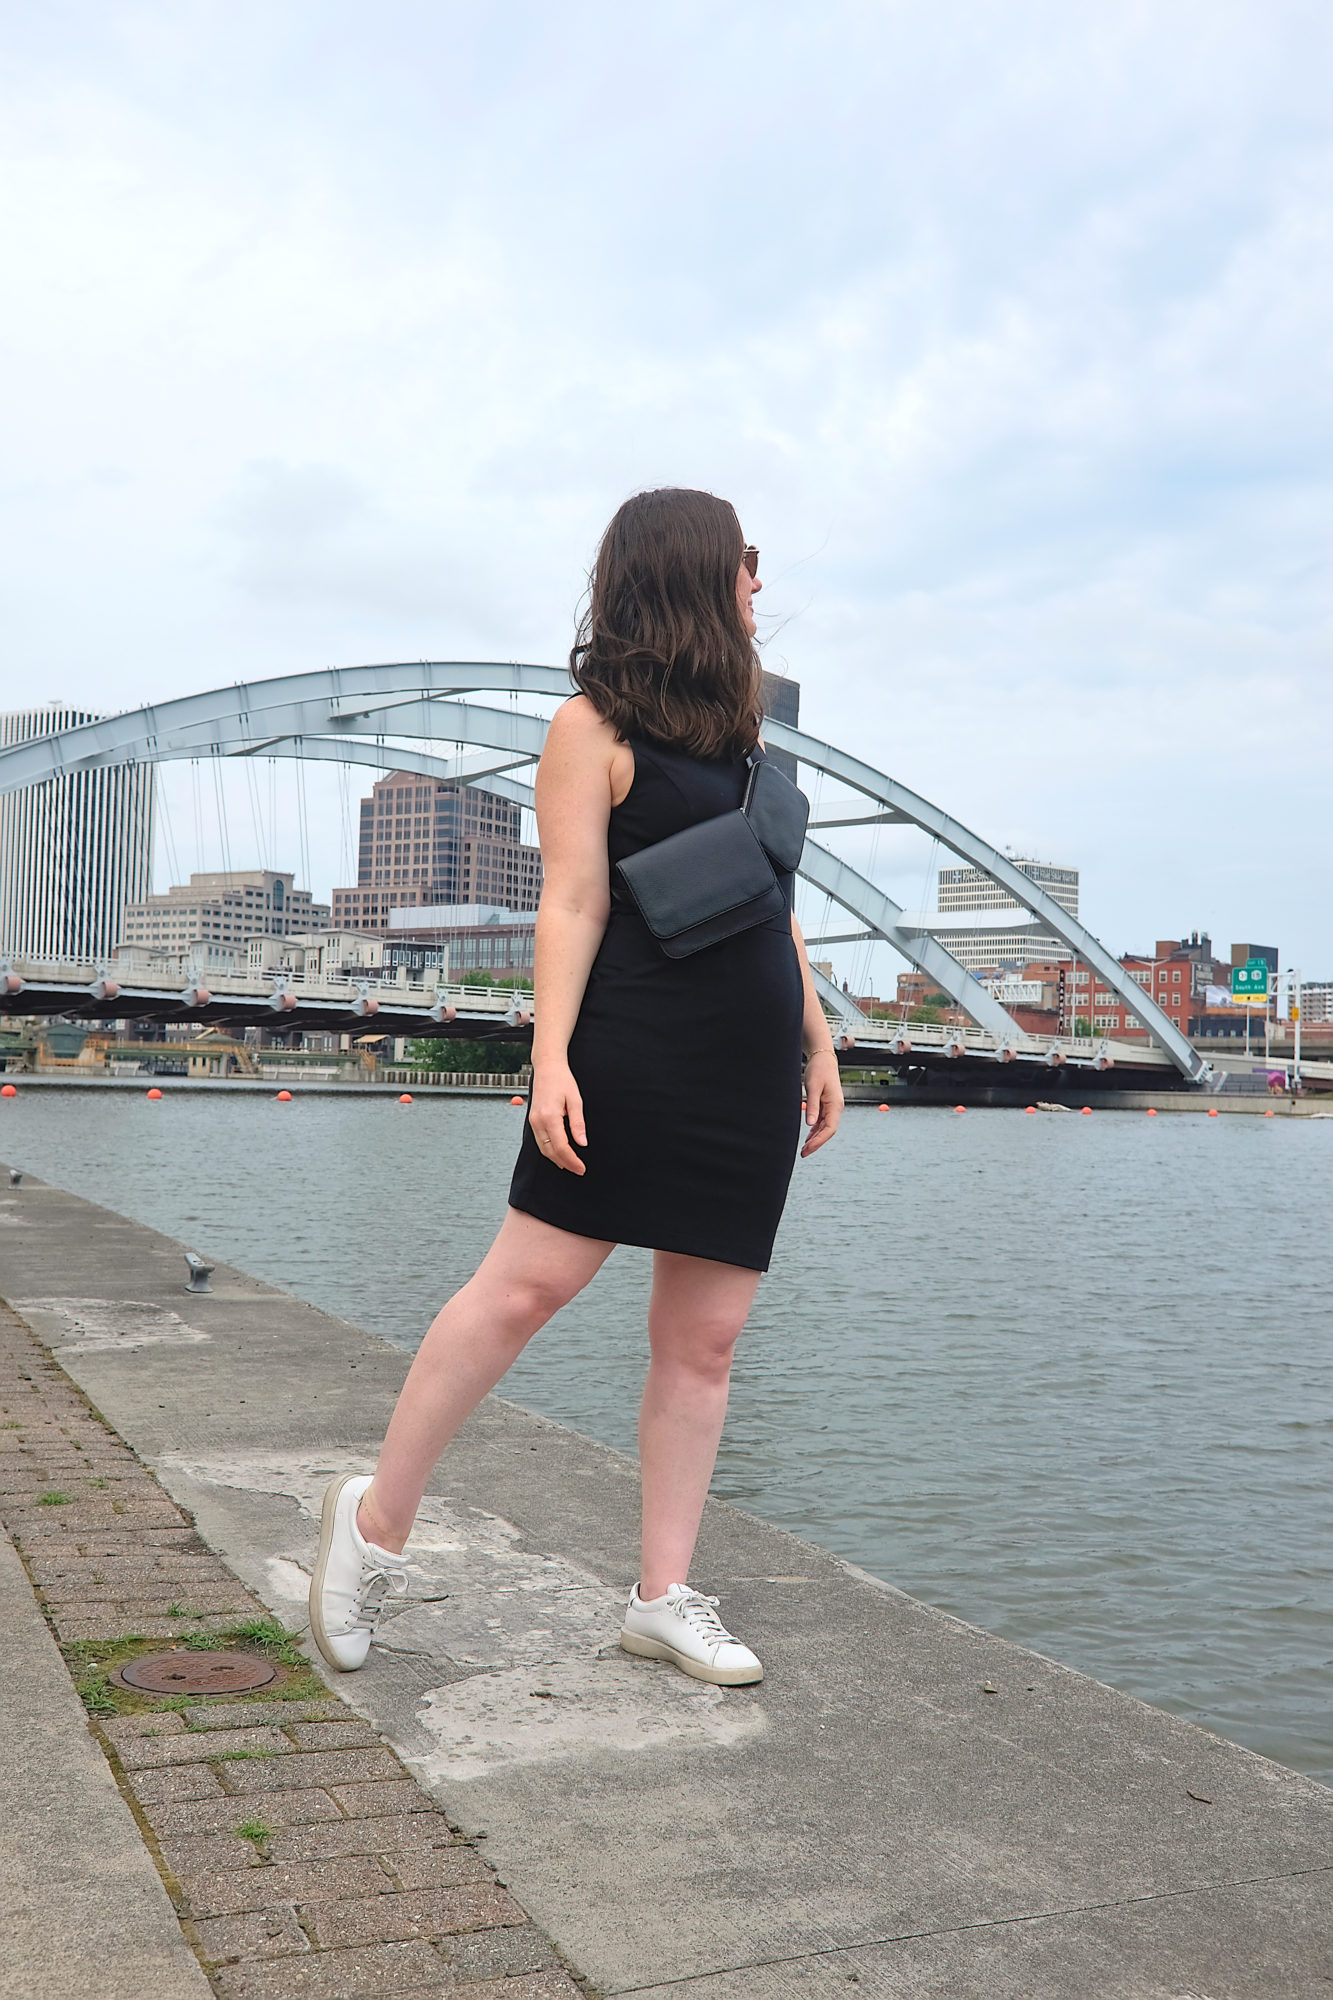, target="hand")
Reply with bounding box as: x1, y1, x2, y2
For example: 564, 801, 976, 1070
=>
529, 1061, 588, 1174
801, 1048, 844, 1158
